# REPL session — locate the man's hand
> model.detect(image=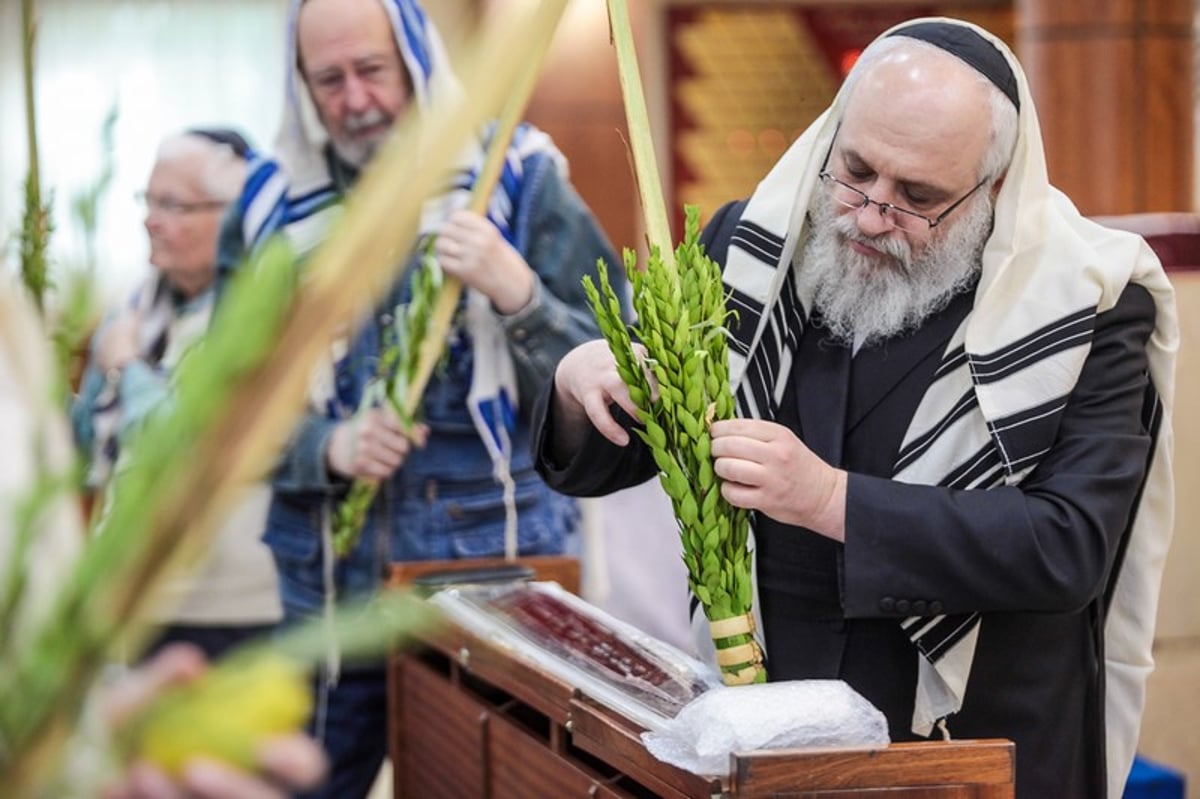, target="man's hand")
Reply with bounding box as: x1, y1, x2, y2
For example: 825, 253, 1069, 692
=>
100, 644, 327, 799
550, 339, 652, 462
326, 407, 428, 481
710, 418, 847, 541
435, 209, 534, 315
96, 309, 142, 372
